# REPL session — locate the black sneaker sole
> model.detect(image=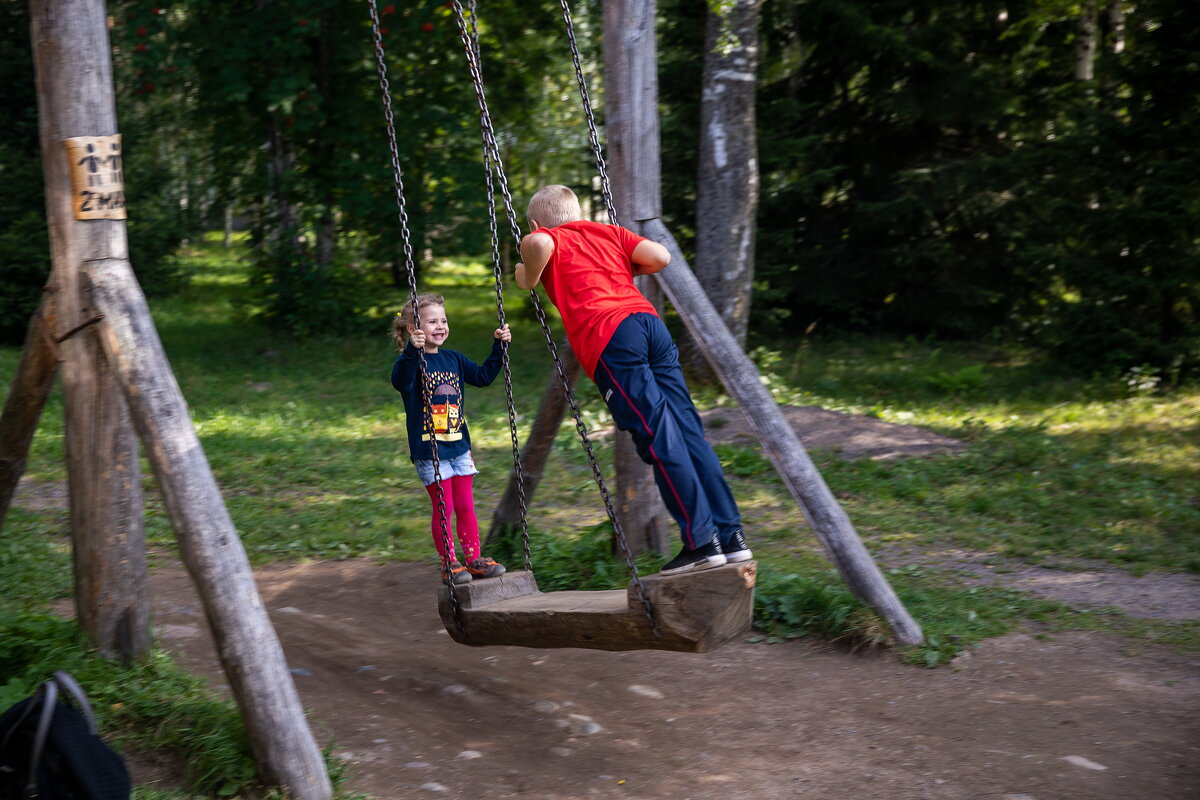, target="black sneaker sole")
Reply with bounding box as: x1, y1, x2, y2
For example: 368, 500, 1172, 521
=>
724, 549, 753, 563
660, 553, 728, 575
